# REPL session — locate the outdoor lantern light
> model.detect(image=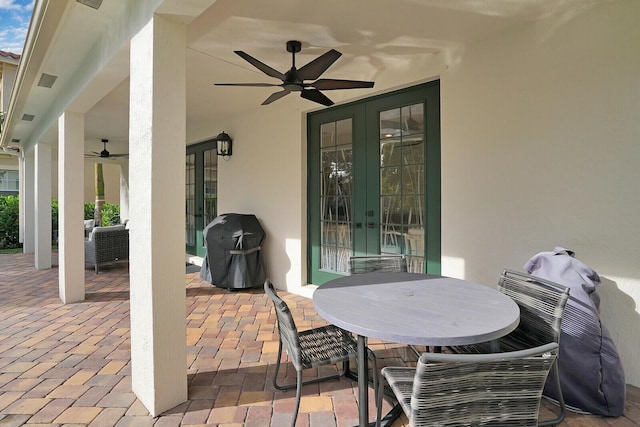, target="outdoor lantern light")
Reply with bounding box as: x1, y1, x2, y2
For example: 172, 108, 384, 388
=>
215, 131, 233, 160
